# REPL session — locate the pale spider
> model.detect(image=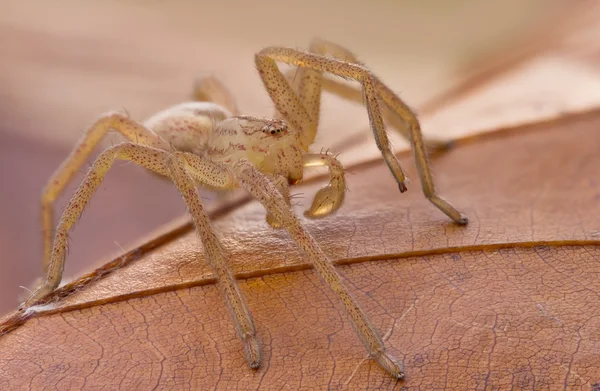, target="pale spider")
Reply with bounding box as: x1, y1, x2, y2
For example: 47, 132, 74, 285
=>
22, 39, 468, 379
